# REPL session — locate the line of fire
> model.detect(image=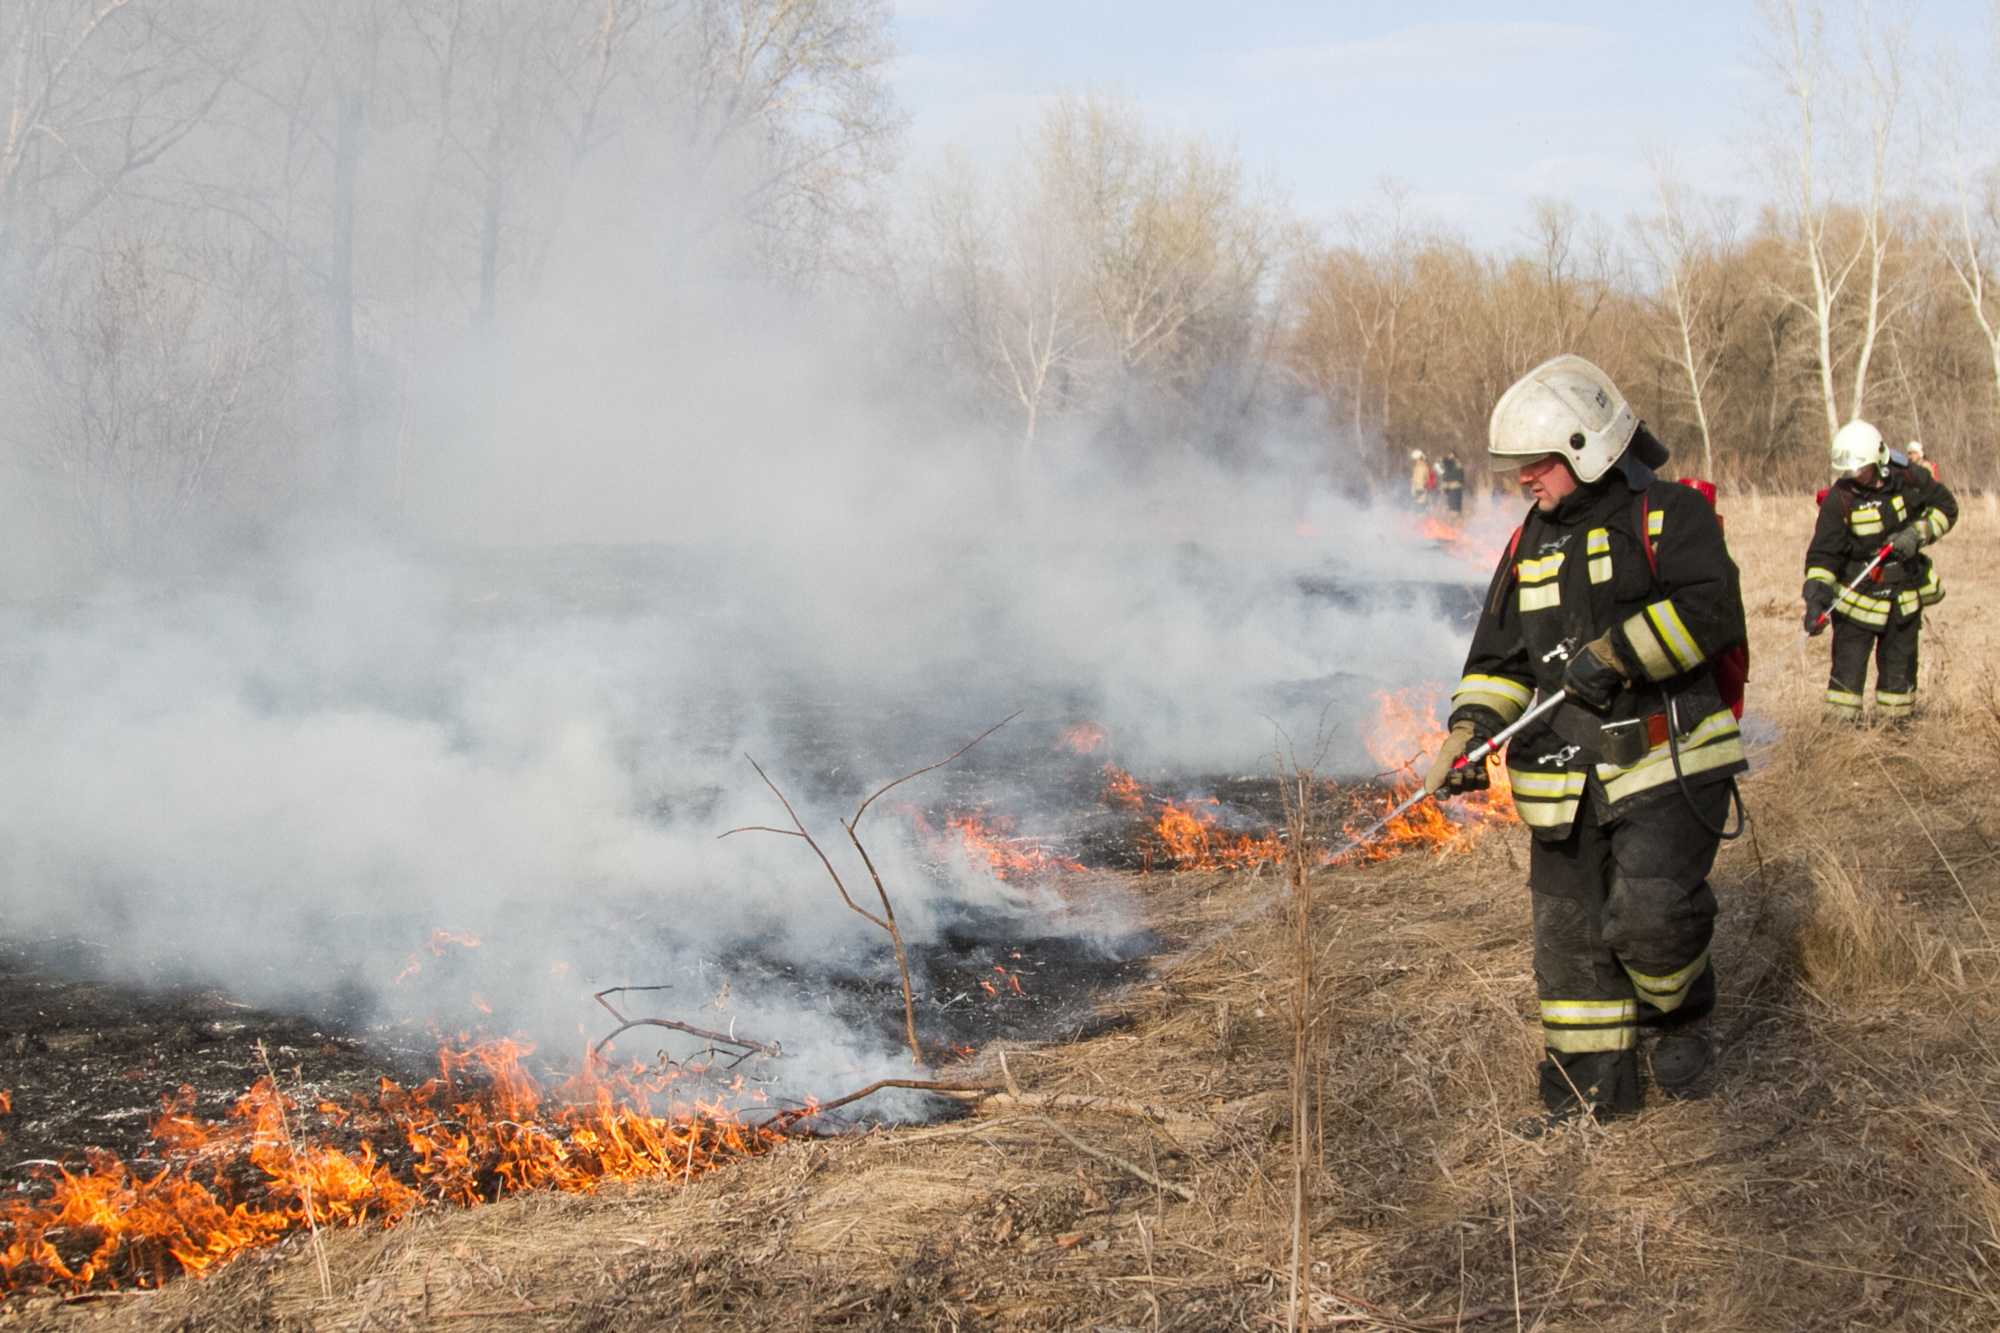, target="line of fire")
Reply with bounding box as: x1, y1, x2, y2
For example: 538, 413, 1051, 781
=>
0, 525, 1527, 1295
